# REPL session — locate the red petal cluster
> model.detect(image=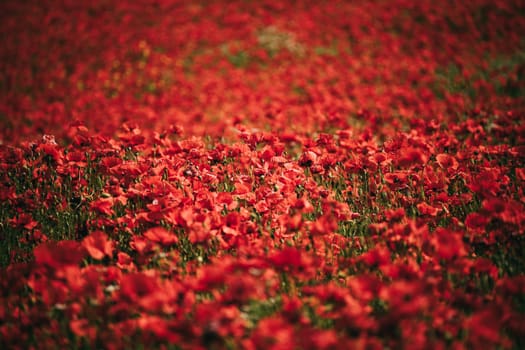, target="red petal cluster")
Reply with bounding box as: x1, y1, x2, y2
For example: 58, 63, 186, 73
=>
1, 0, 524, 349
